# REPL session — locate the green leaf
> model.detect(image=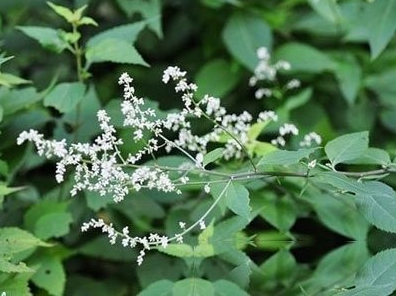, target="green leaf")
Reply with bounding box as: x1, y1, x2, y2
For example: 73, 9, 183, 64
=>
24, 200, 72, 240
0, 73, 30, 88
30, 255, 65, 296
203, 148, 224, 167
308, 0, 341, 23
44, 82, 86, 113
0, 274, 31, 296
366, 0, 396, 59
87, 22, 147, 47
356, 181, 396, 233
47, 2, 75, 23
254, 194, 296, 232
222, 12, 272, 70
18, 26, 68, 53
337, 248, 396, 295
116, 0, 162, 37
138, 280, 173, 296
254, 231, 292, 250
0, 87, 41, 116
250, 141, 277, 156
336, 284, 395, 296
325, 131, 369, 166
78, 236, 138, 261
247, 121, 269, 142
79, 16, 98, 27
283, 88, 312, 111
0, 227, 50, 255
0, 257, 34, 273
274, 42, 335, 73
260, 249, 297, 283
304, 191, 369, 240
225, 182, 251, 221
302, 242, 369, 294
157, 244, 194, 258
173, 278, 215, 296
334, 57, 361, 105
345, 147, 391, 166
85, 191, 111, 211
85, 39, 148, 67
0, 183, 25, 198
258, 147, 318, 167
212, 280, 249, 296
195, 59, 240, 98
